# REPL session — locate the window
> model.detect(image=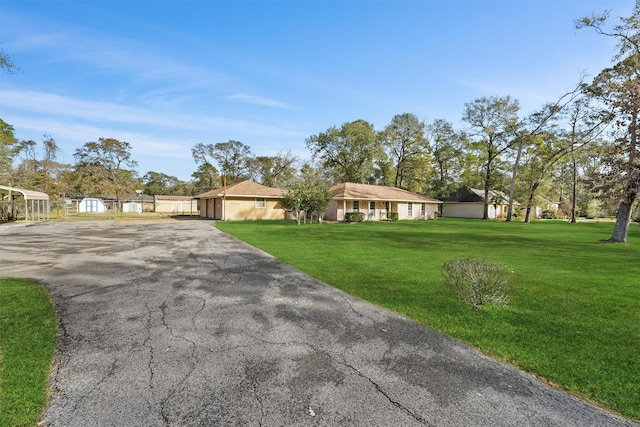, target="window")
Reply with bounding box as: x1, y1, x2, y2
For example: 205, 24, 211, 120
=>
255, 198, 266, 208
421, 203, 426, 216
407, 202, 413, 217
352, 200, 360, 211
369, 201, 375, 211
